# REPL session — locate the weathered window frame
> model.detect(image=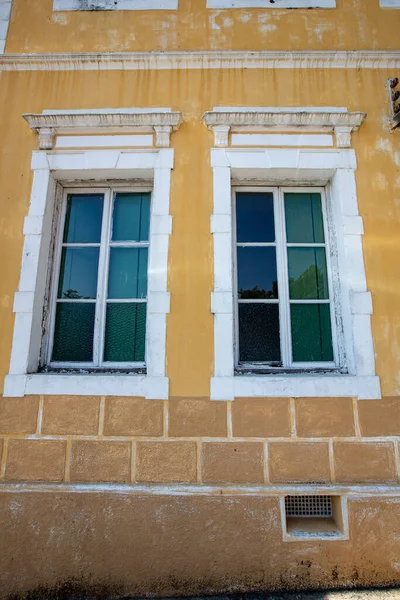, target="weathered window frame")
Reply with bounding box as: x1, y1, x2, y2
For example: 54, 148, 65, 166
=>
4, 148, 174, 399
206, 0, 336, 8
53, 0, 178, 10
210, 147, 381, 401
233, 185, 340, 372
